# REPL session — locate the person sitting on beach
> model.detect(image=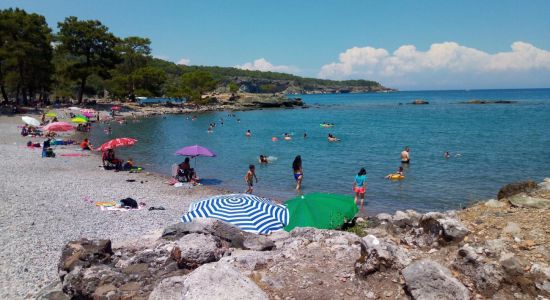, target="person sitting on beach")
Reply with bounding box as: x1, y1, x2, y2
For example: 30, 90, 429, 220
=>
284, 133, 292, 140
244, 164, 258, 194
259, 155, 269, 164
27, 141, 41, 148
245, 129, 252, 137
401, 146, 410, 163
188, 168, 200, 185
327, 133, 340, 142
177, 157, 192, 182
103, 149, 122, 170
52, 117, 58, 123
123, 158, 140, 172
42, 138, 51, 157
80, 138, 92, 150
385, 166, 405, 179
353, 168, 367, 210
21, 125, 29, 137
